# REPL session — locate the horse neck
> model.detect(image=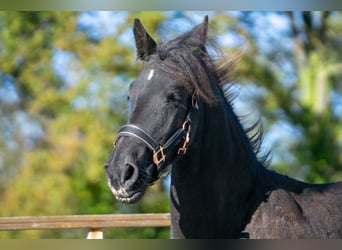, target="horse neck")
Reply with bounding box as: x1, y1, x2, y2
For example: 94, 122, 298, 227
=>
170, 94, 266, 238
